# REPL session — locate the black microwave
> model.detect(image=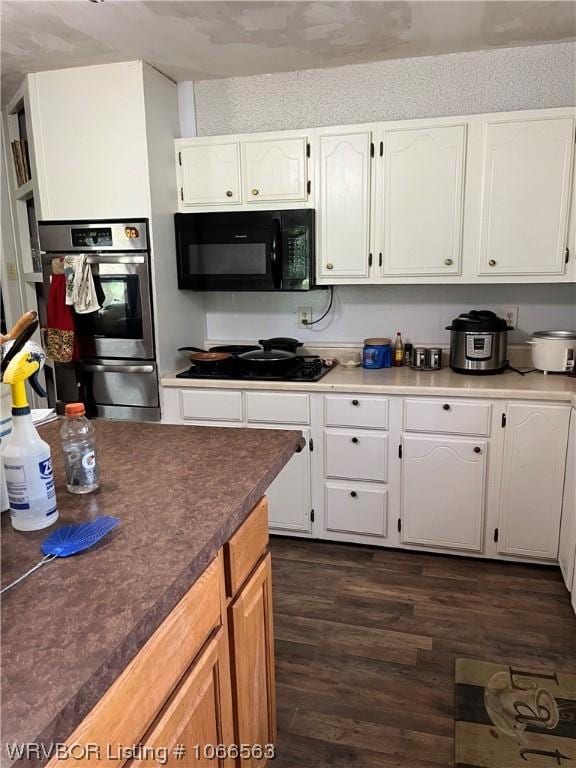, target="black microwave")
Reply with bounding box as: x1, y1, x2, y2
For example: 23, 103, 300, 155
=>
175, 209, 315, 291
